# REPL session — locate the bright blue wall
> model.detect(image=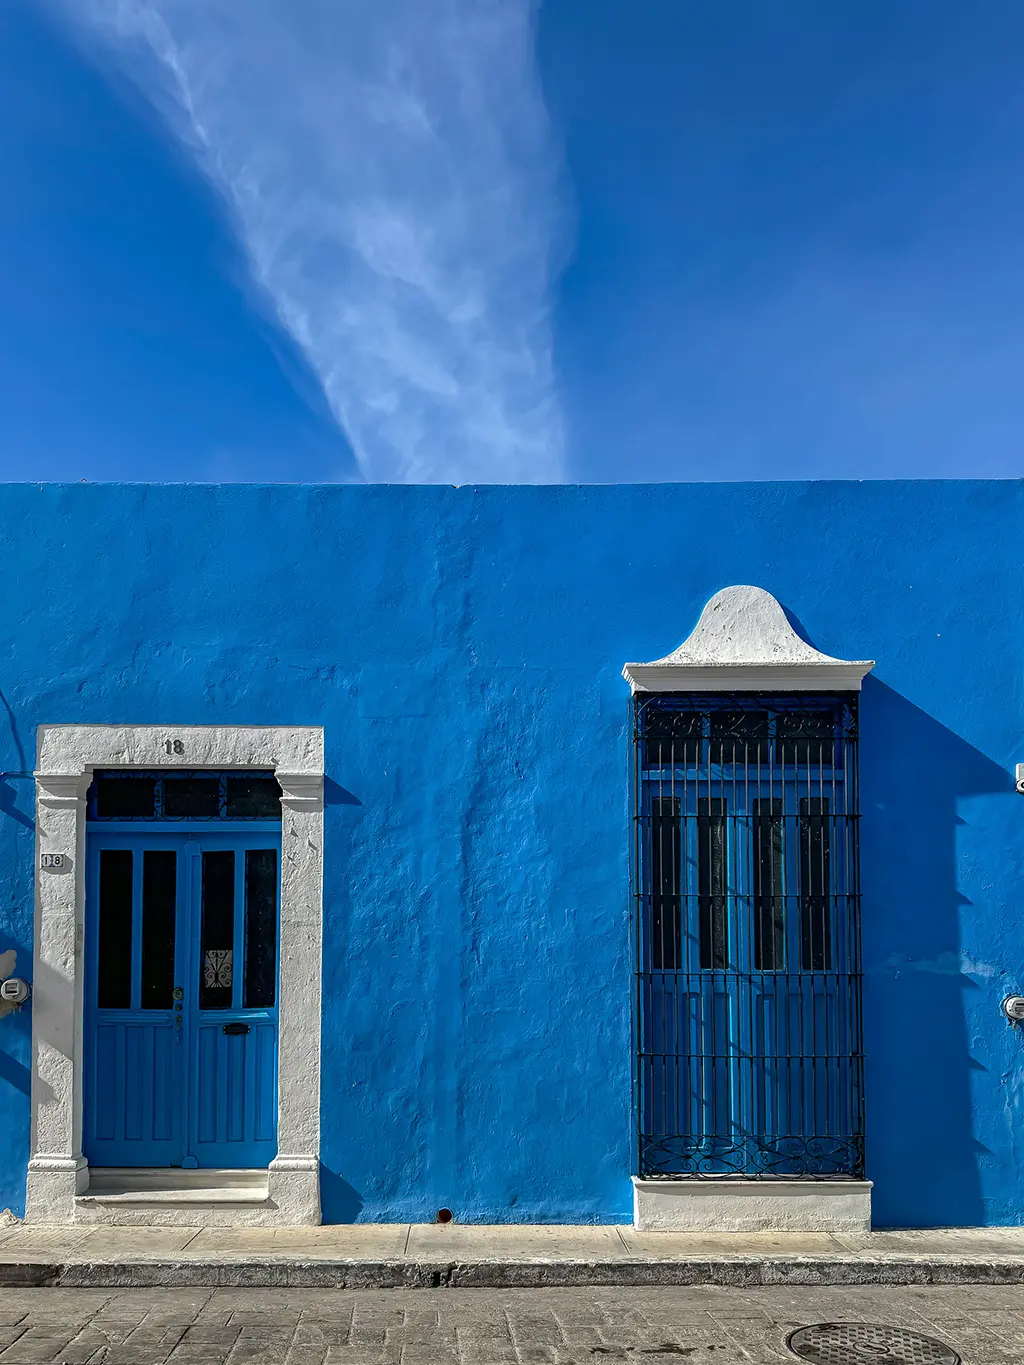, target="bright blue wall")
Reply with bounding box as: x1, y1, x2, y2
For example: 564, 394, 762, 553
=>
0, 481, 1021, 1227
